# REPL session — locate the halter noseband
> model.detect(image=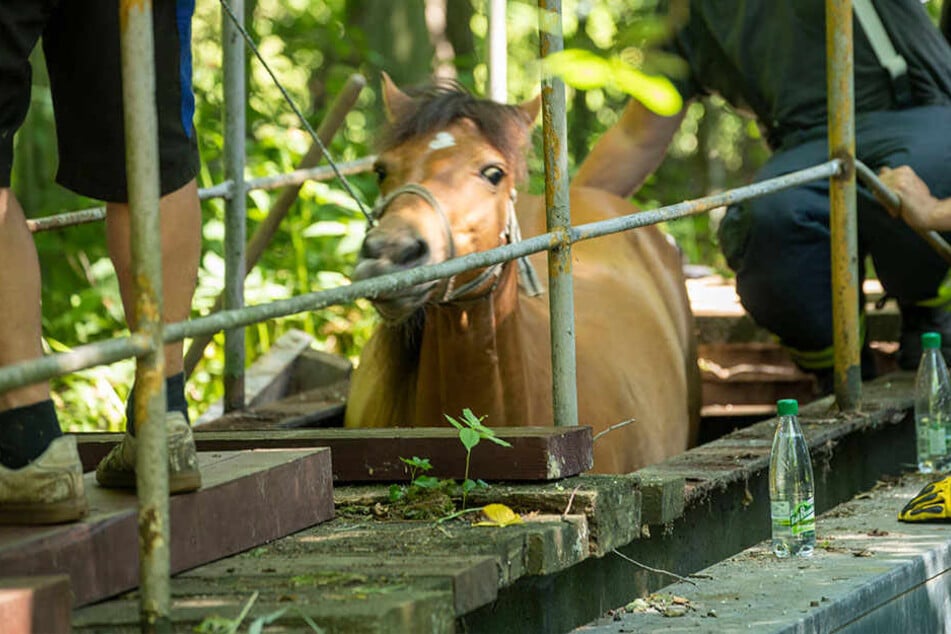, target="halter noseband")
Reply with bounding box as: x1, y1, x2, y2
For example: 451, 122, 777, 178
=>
369, 183, 542, 303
